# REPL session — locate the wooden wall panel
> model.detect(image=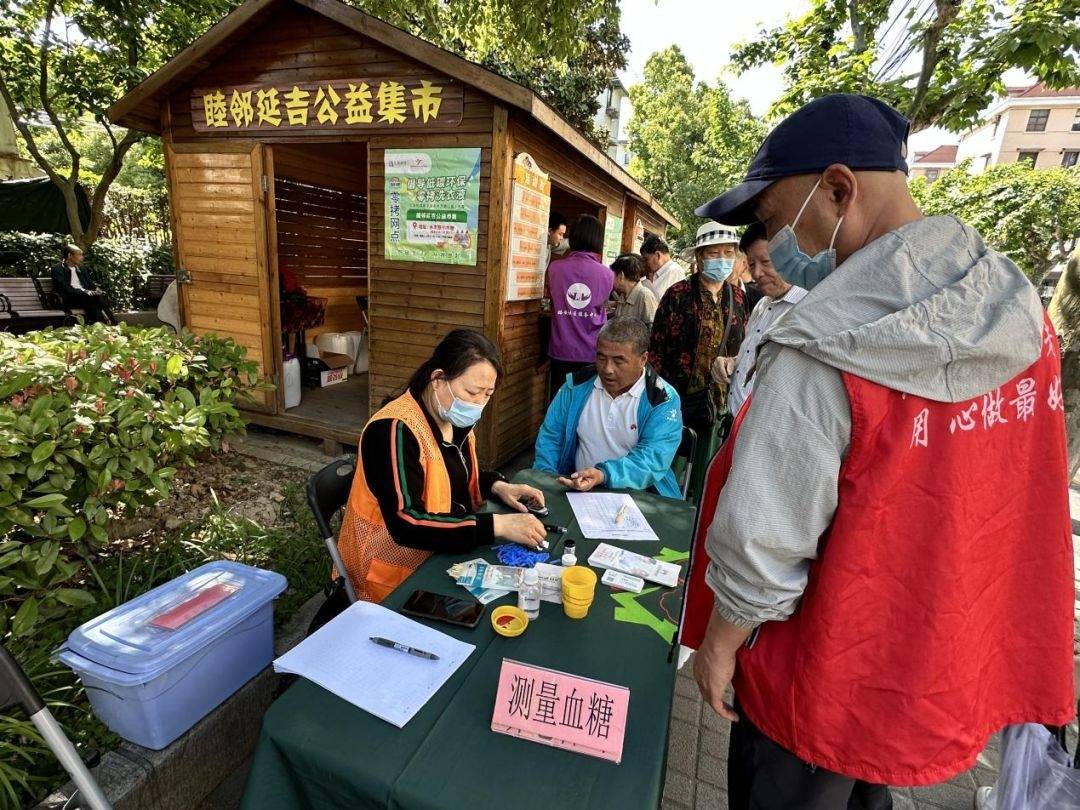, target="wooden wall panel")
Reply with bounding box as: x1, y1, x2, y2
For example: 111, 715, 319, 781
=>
166, 144, 273, 409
